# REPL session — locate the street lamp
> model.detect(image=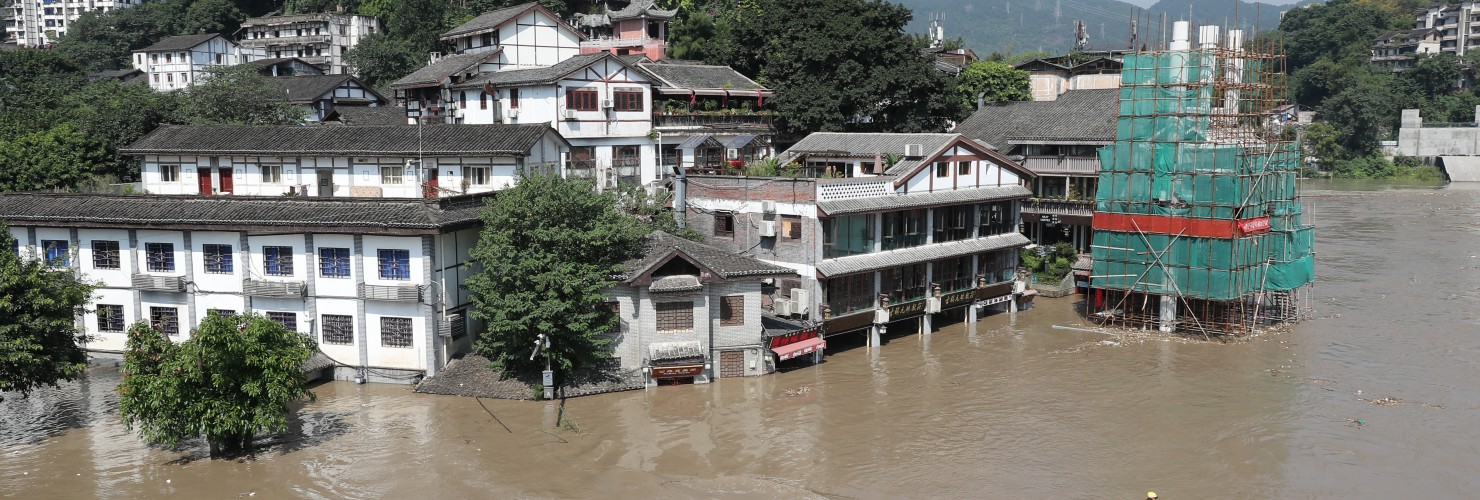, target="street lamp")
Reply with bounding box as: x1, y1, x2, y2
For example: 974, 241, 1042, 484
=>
529, 333, 553, 400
